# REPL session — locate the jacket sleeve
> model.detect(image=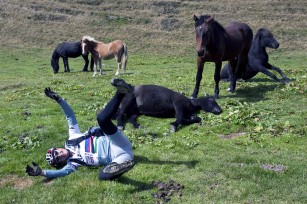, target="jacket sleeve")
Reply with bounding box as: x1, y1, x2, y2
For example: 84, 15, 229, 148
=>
58, 99, 83, 138
42, 163, 79, 179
